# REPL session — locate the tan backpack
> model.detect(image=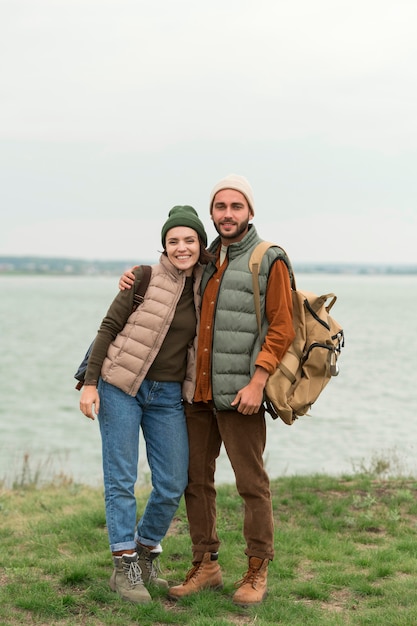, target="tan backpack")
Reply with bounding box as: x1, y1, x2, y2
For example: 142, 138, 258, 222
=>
249, 241, 345, 425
